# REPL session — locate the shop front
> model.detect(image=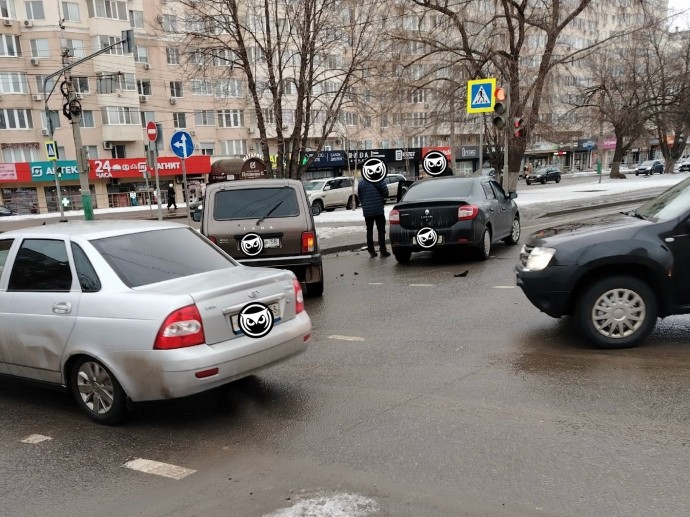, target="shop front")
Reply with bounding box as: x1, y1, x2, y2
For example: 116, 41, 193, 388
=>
301, 150, 347, 180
